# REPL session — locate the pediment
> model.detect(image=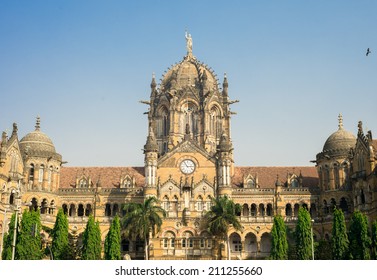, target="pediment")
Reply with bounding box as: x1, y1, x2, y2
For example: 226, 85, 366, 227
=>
158, 139, 215, 166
